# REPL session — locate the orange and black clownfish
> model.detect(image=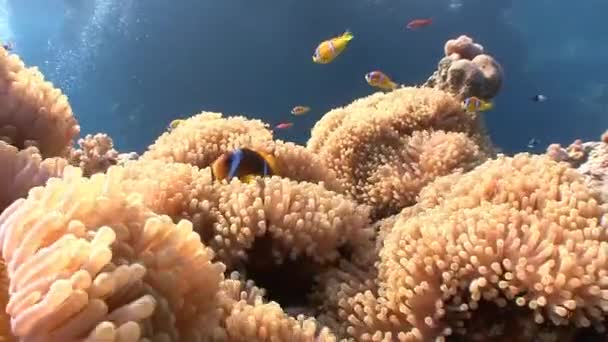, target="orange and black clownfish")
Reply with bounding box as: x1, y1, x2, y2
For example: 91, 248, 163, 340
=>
210, 147, 279, 184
